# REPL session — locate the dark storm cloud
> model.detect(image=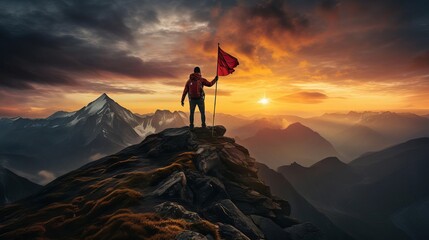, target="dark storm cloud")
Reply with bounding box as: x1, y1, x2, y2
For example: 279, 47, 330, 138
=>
250, 0, 309, 31
0, 26, 177, 89
57, 0, 135, 41
0, 0, 186, 90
